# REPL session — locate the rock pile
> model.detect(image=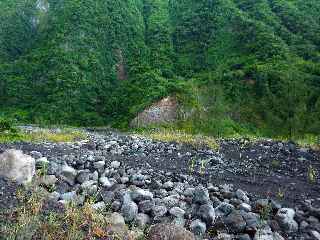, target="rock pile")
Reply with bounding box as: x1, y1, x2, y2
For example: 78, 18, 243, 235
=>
0, 129, 319, 240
